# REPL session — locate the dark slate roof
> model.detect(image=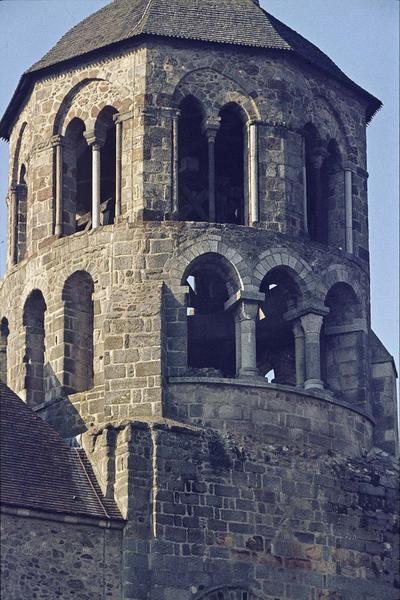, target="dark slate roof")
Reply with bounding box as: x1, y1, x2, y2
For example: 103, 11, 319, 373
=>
0, 382, 123, 522
0, 0, 381, 139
